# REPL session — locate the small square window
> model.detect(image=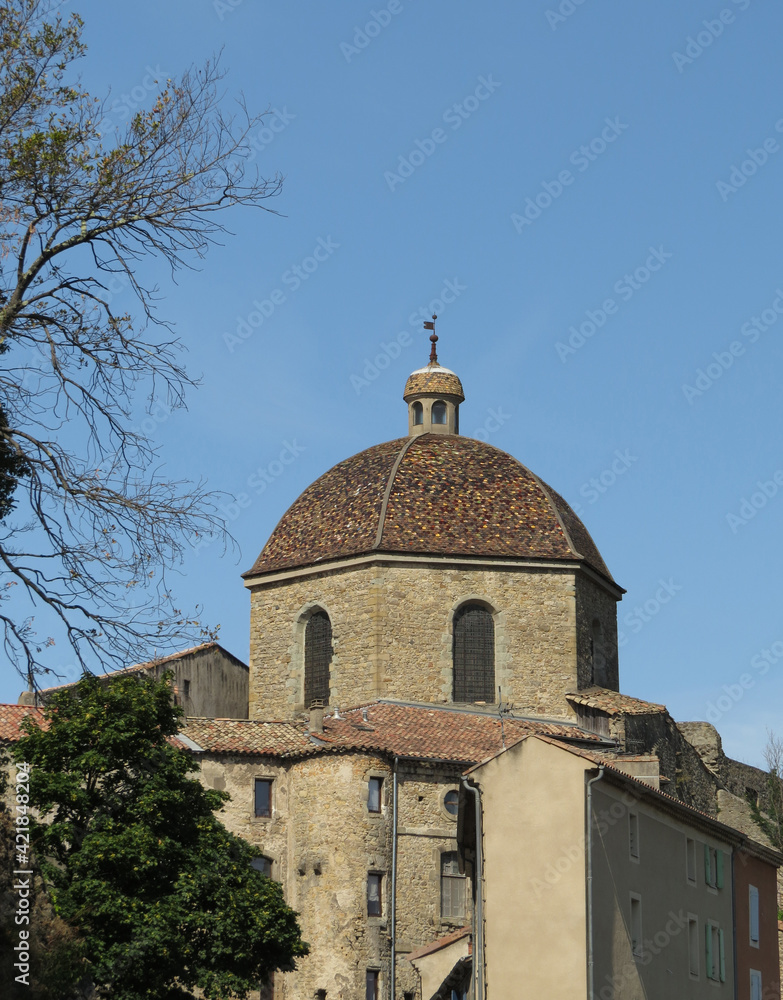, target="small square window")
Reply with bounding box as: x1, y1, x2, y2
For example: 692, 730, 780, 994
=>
368, 777, 383, 813
367, 873, 383, 917
251, 855, 273, 878
254, 778, 272, 818
629, 812, 639, 860
366, 970, 379, 1000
